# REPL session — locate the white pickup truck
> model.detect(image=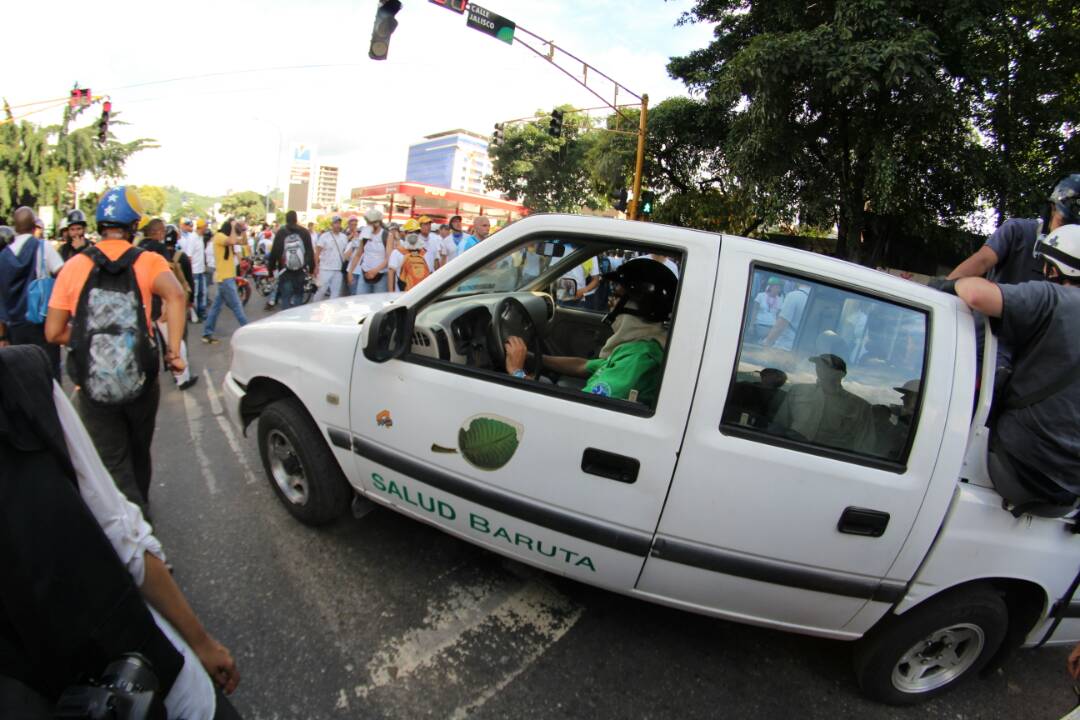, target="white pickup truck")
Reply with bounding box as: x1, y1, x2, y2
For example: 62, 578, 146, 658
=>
224, 214, 1080, 705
